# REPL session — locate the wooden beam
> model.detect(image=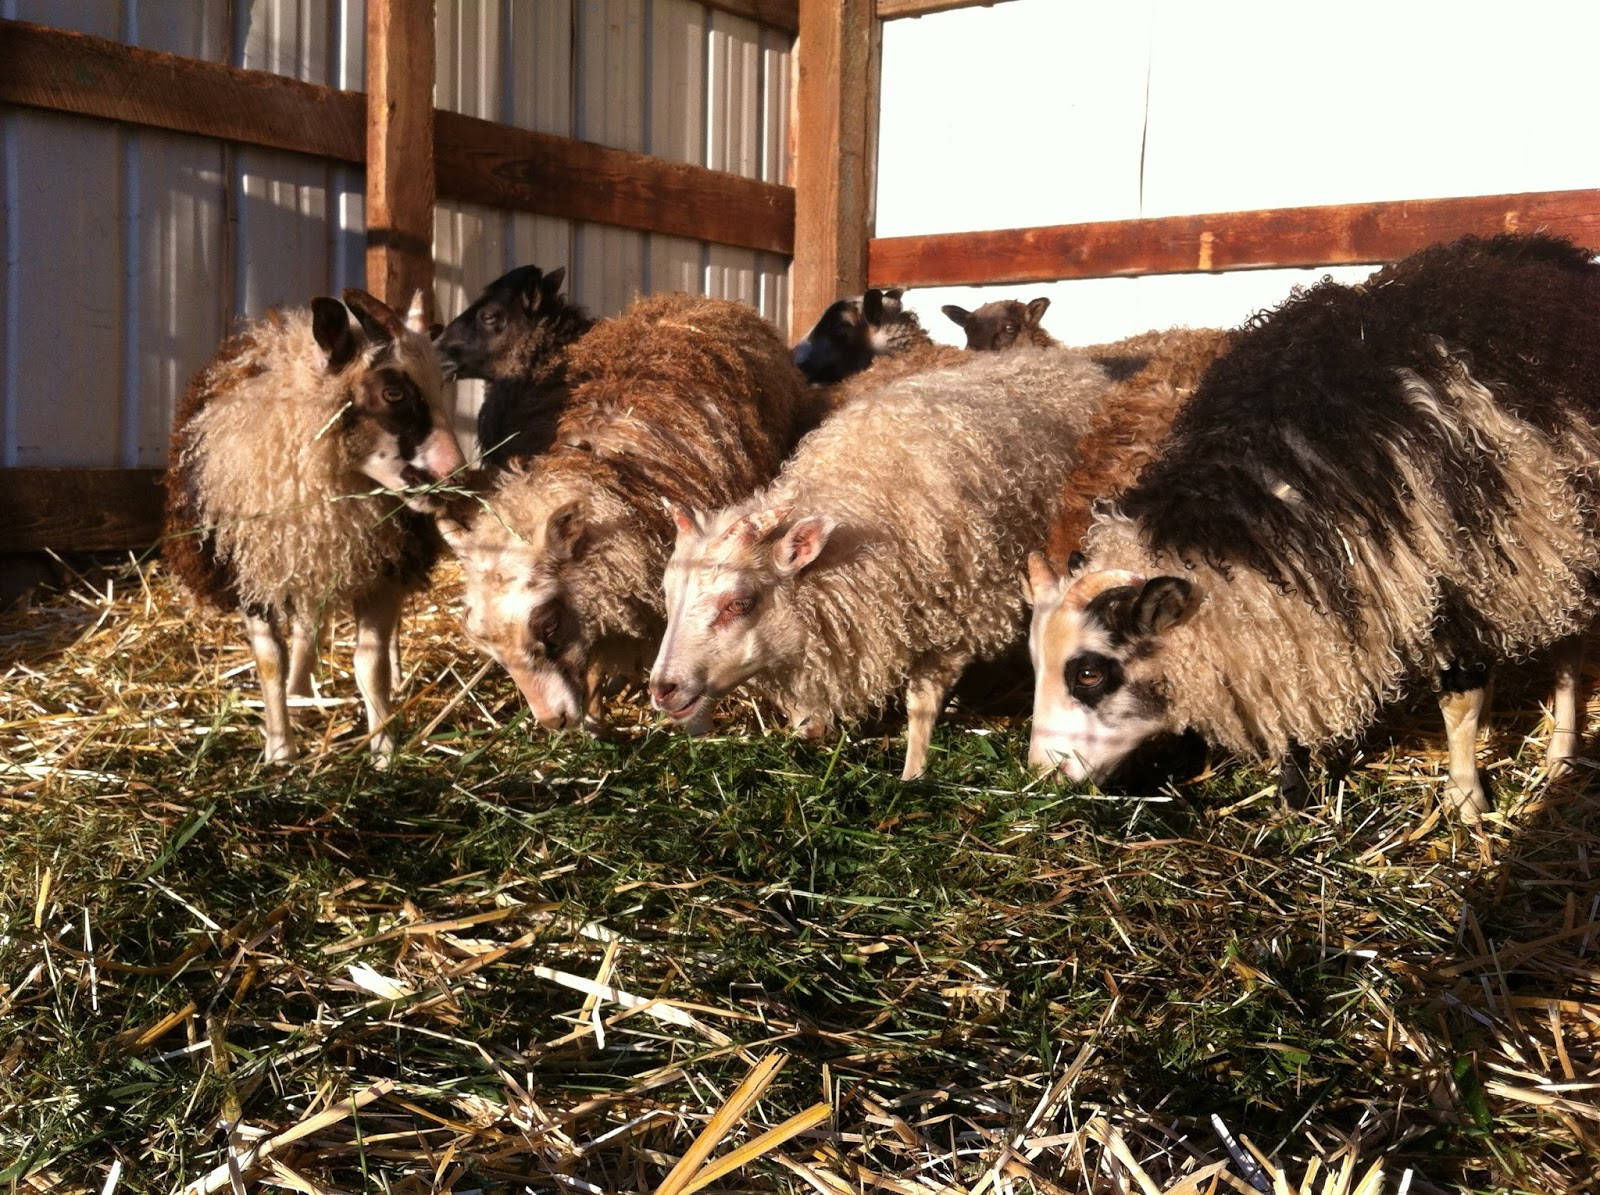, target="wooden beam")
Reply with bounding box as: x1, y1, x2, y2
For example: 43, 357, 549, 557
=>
791, 0, 880, 334
365, 0, 436, 314
0, 469, 165, 552
869, 189, 1600, 288
0, 18, 793, 256
703, 0, 798, 34
436, 110, 794, 256
0, 19, 364, 162
876, 0, 1016, 18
